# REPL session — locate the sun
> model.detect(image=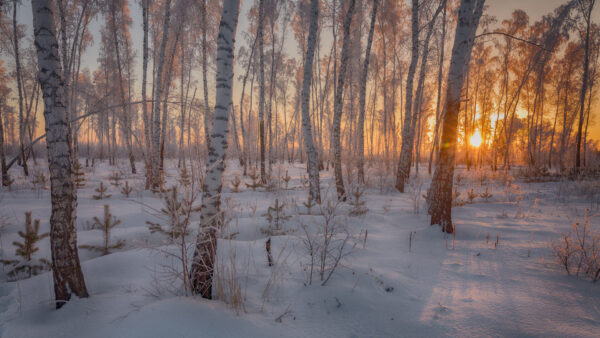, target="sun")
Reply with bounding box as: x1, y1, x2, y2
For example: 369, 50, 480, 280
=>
470, 130, 482, 147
